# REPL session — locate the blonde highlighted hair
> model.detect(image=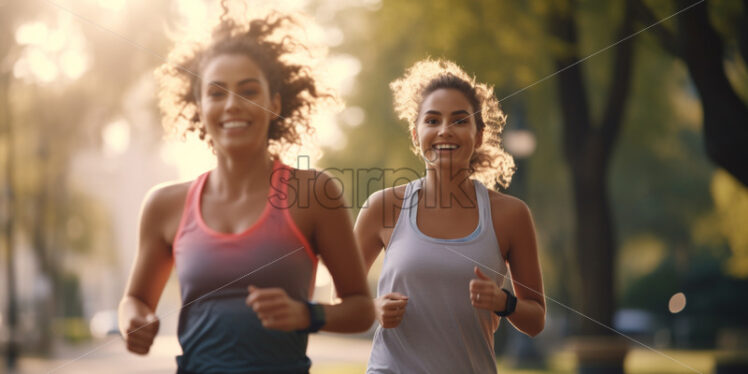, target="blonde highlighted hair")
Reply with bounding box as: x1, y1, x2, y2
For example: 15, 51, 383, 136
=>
390, 58, 515, 189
